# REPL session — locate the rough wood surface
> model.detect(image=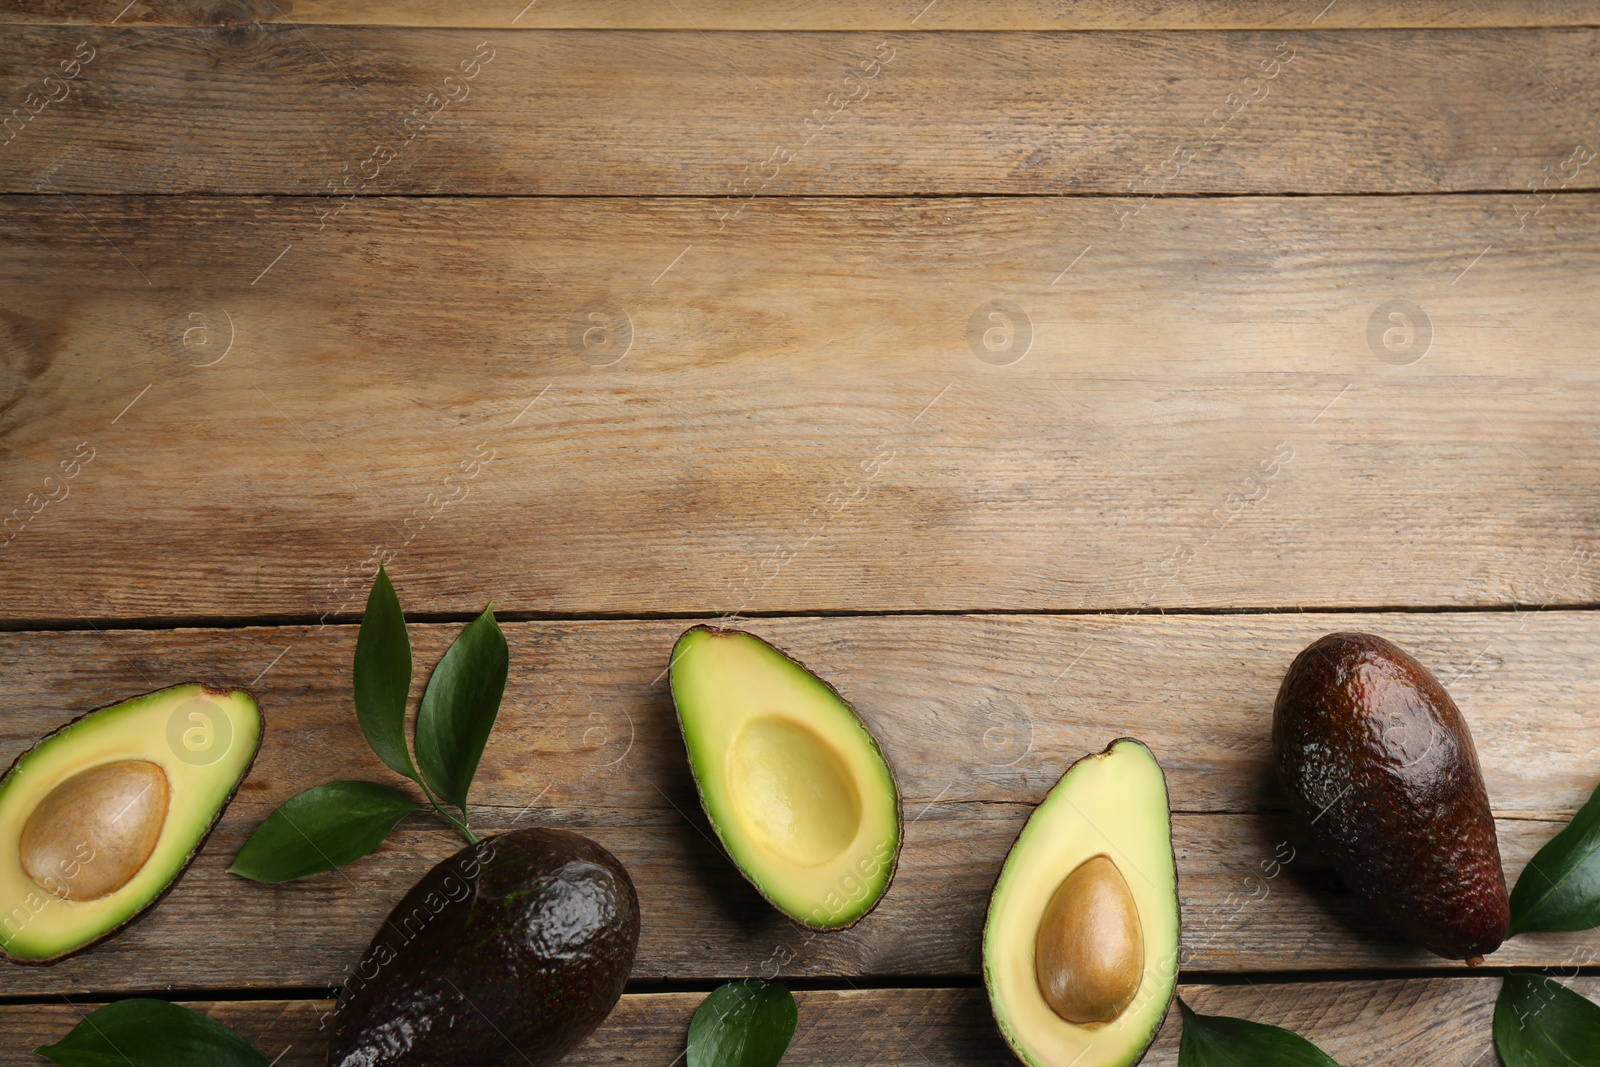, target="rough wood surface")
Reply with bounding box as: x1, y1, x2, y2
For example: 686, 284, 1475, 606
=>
11, 811, 1591, 995
9, 978, 1595, 1066
8, 0, 1600, 29
3, 194, 1598, 620
3, 7, 1594, 1063
1, 614, 1597, 994
3, 27, 1599, 195
5, 615, 1597, 818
